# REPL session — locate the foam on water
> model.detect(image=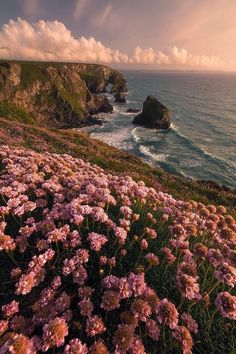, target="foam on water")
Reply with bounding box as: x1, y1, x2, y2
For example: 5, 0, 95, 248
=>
139, 145, 169, 162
